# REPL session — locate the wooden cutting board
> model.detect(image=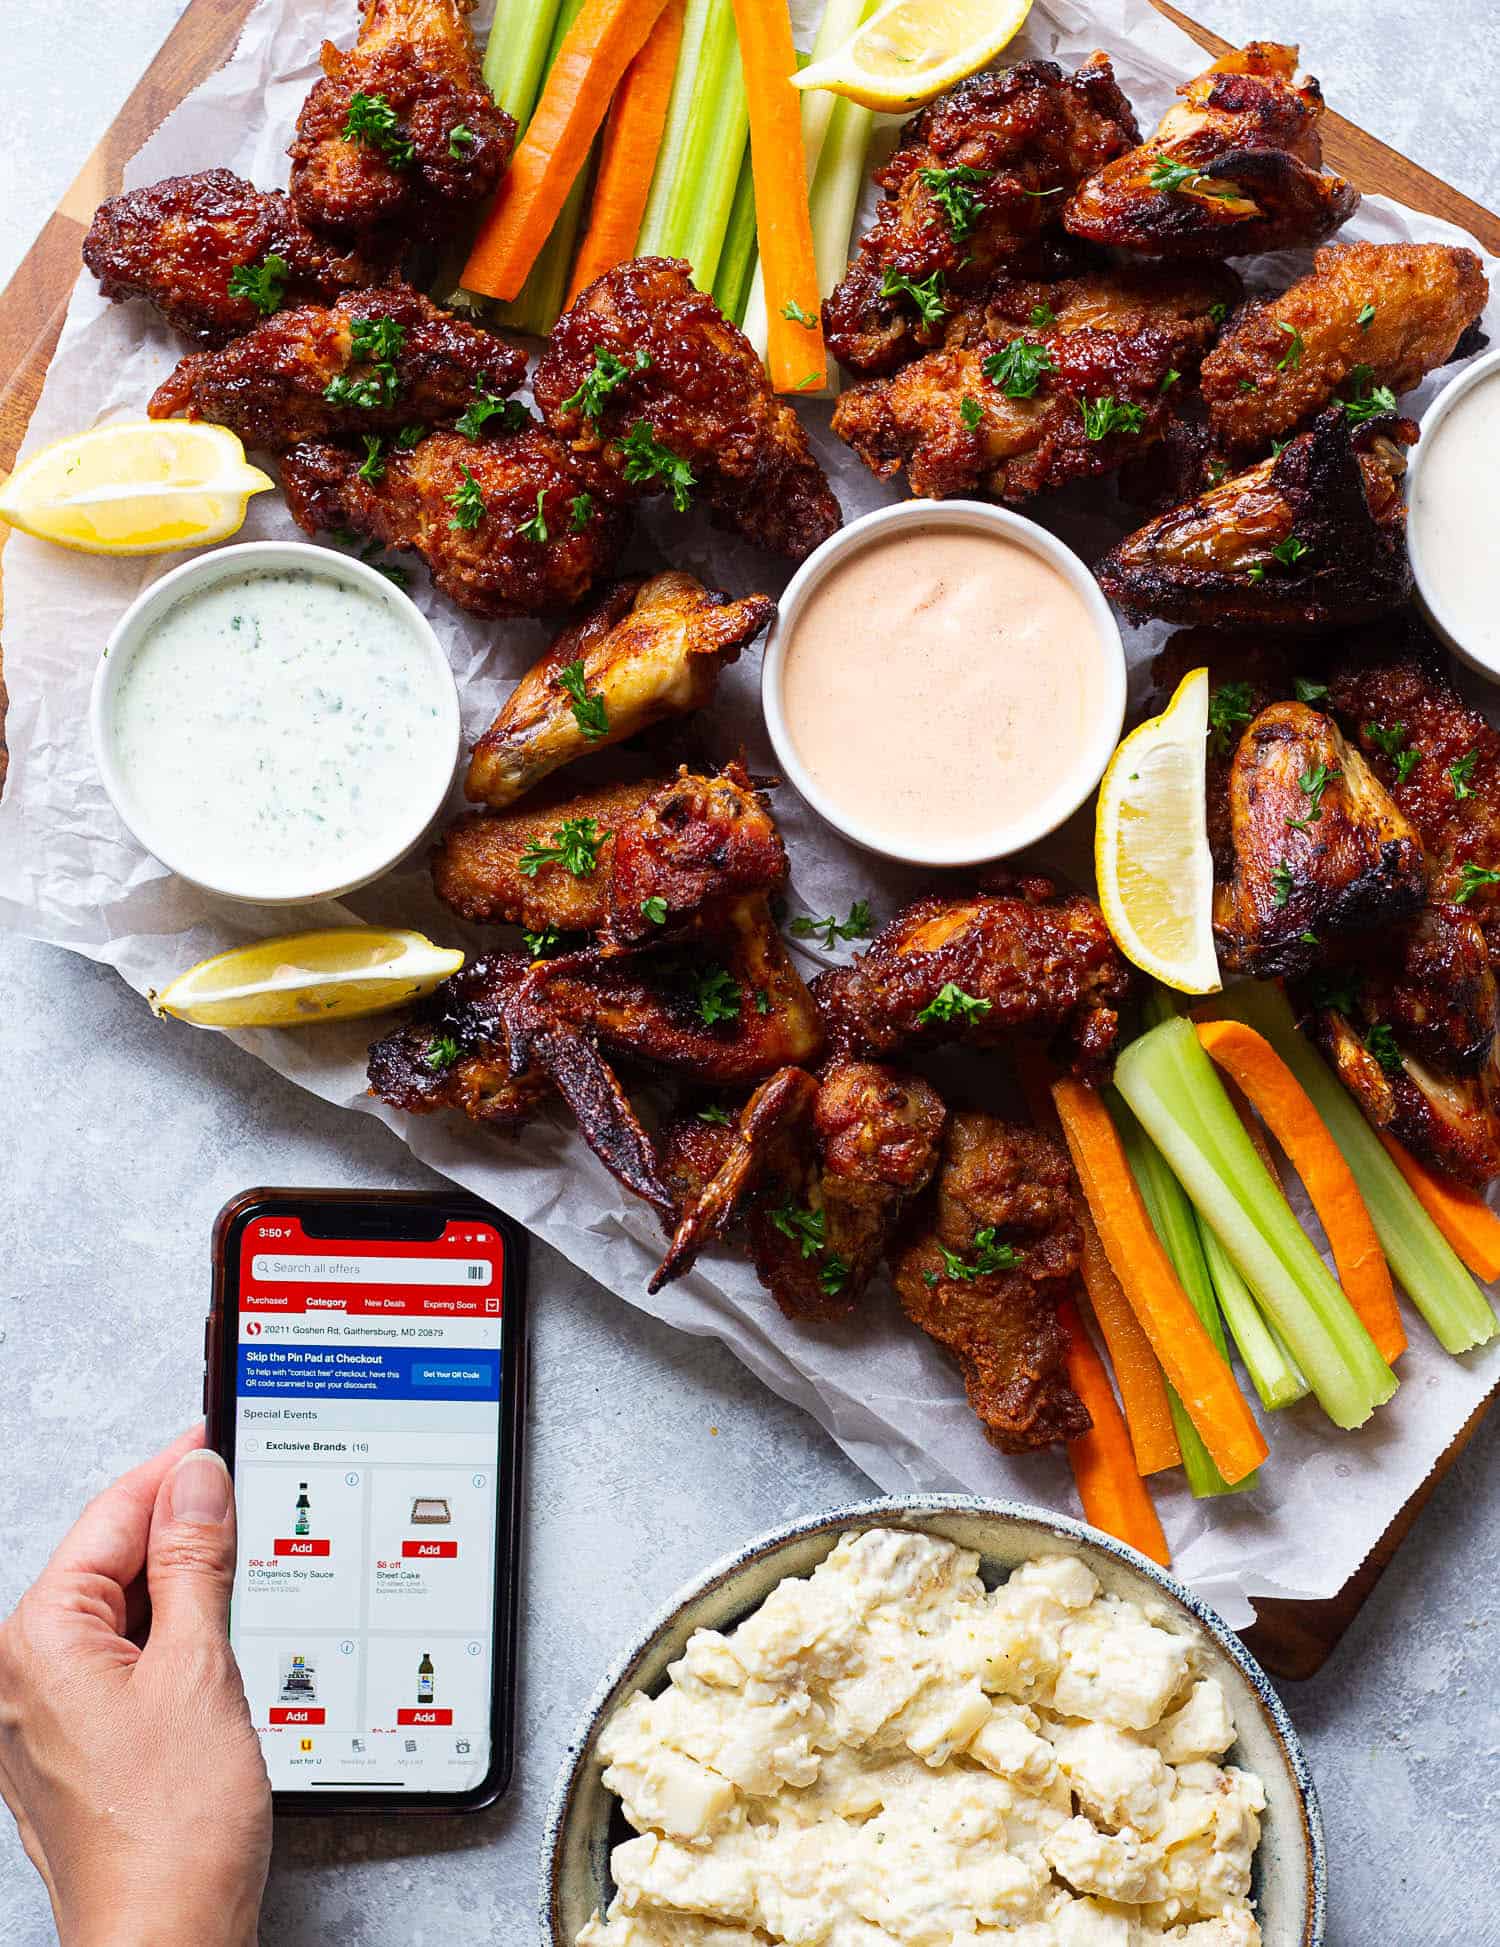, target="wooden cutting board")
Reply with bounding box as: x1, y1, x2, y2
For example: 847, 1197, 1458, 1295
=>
1, 0, 1496, 1679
